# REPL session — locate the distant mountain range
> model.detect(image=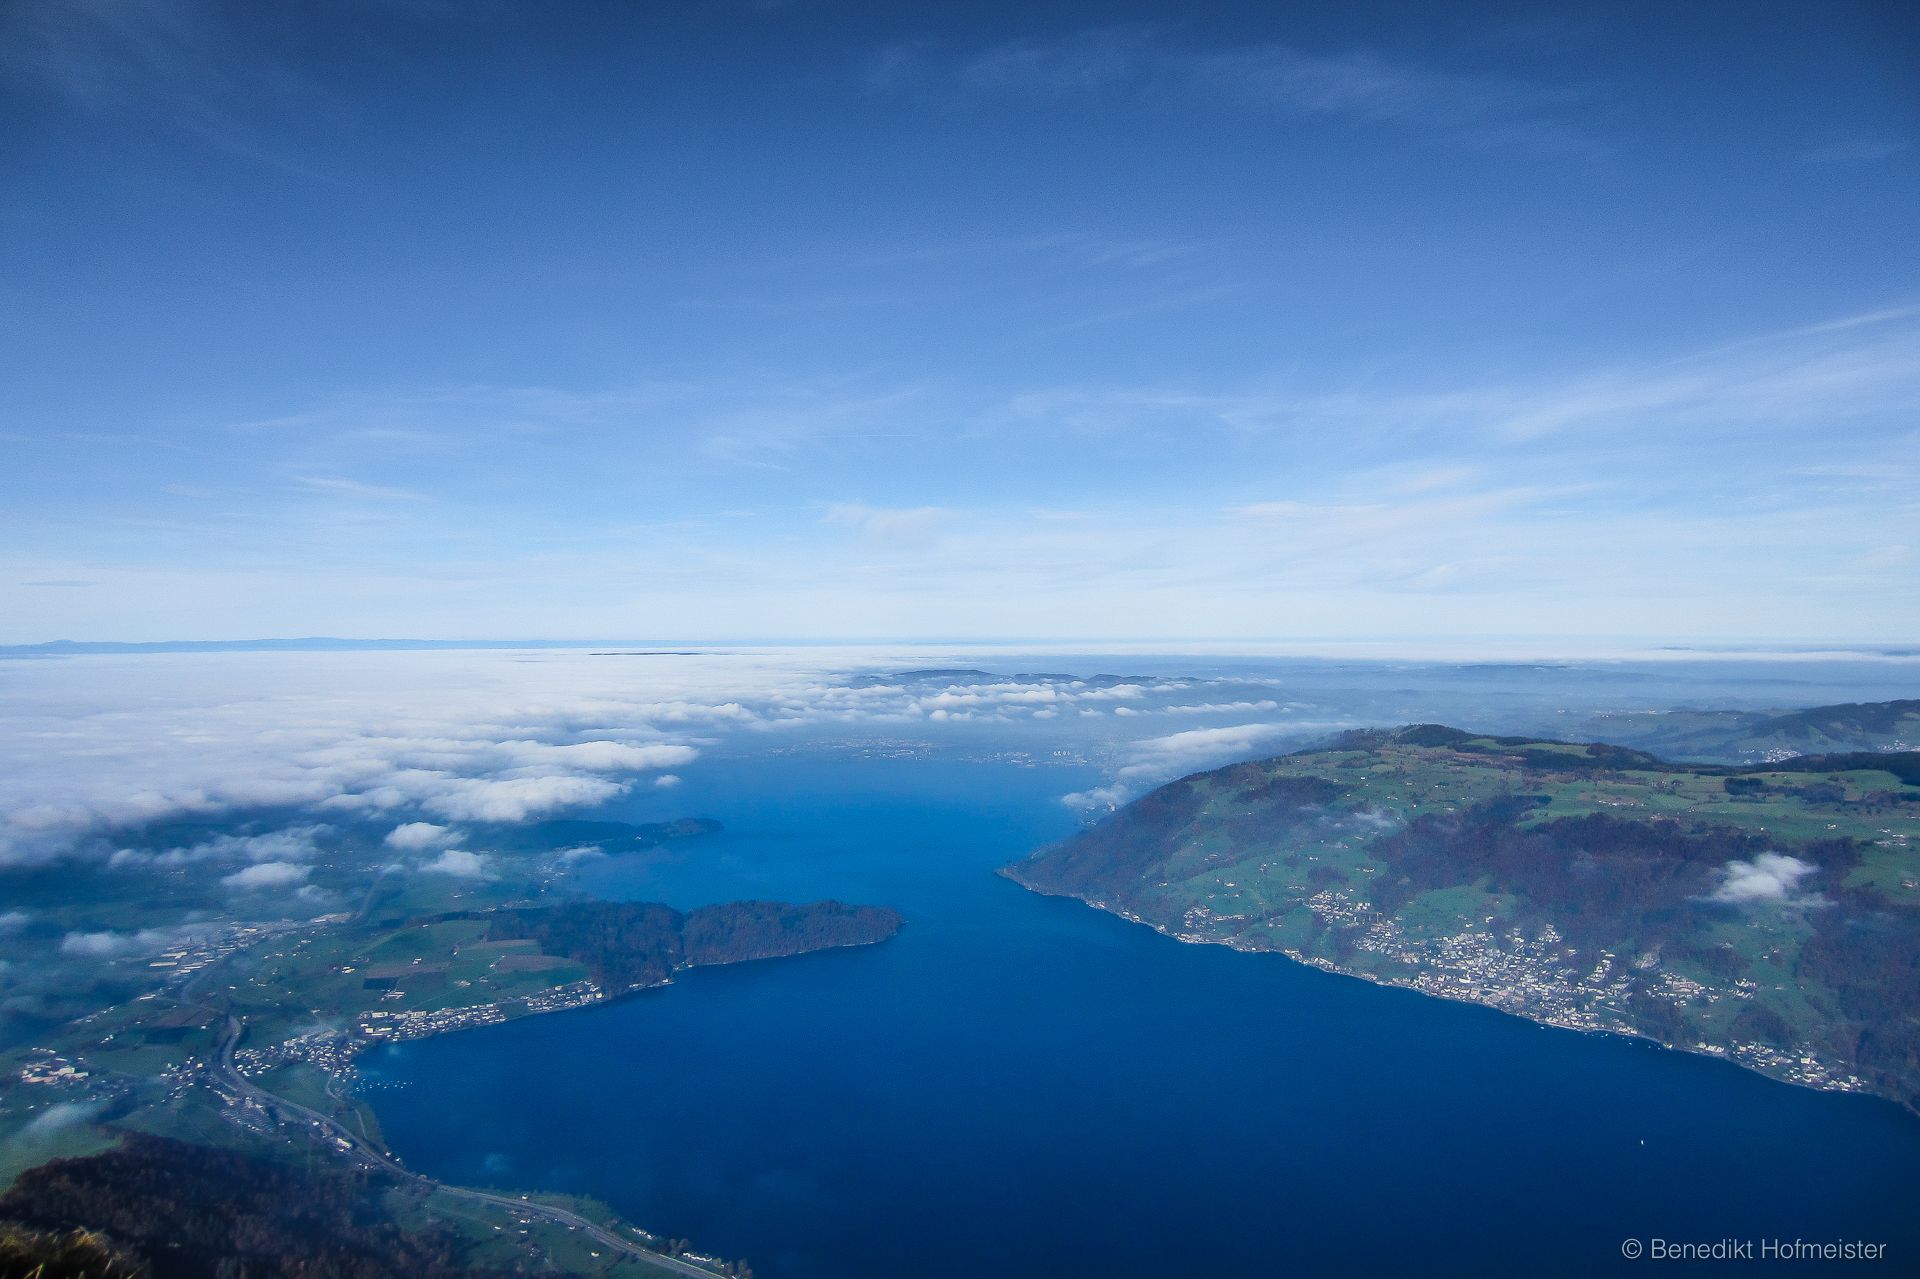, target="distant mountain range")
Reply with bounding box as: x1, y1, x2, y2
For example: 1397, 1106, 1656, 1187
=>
1576, 698, 1920, 763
